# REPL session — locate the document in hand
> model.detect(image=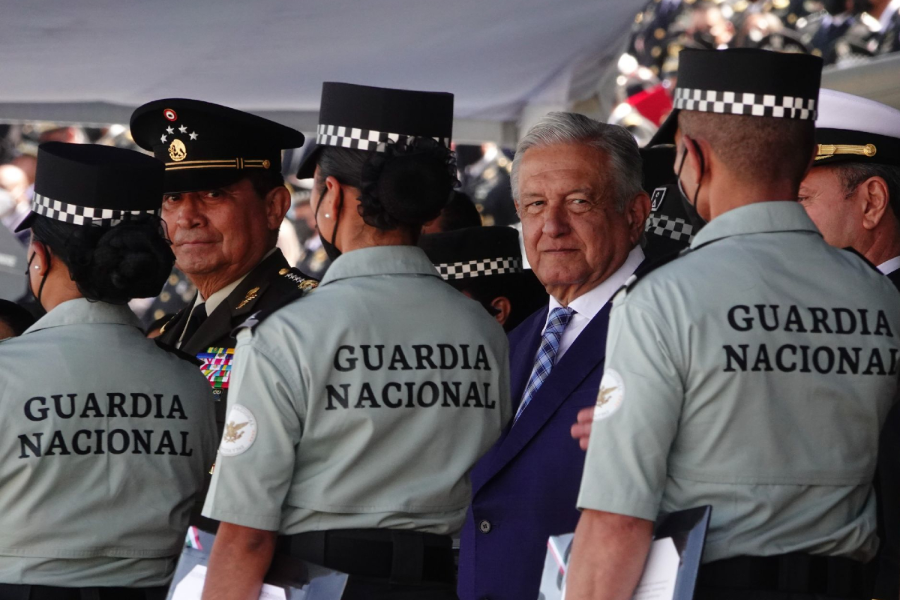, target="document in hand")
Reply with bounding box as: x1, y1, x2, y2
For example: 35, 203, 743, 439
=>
538, 506, 712, 600
165, 537, 349, 600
